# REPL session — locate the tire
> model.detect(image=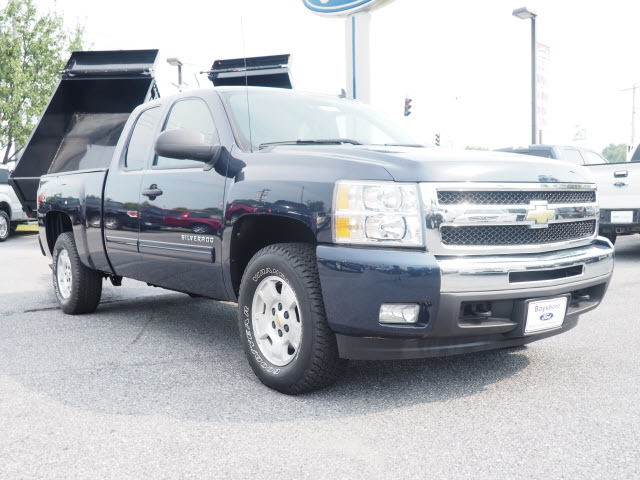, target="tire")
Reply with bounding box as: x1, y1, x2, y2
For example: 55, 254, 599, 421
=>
10, 223, 18, 234
0, 211, 9, 242
52, 232, 103, 314
238, 243, 347, 394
